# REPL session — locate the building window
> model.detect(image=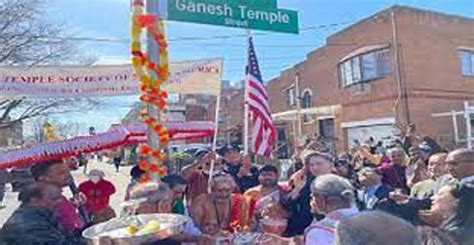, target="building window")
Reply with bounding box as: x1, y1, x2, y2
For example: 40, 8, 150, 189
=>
339, 48, 390, 87
301, 89, 312, 123
286, 86, 296, 108
459, 50, 474, 76
301, 90, 312, 109
218, 113, 226, 123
